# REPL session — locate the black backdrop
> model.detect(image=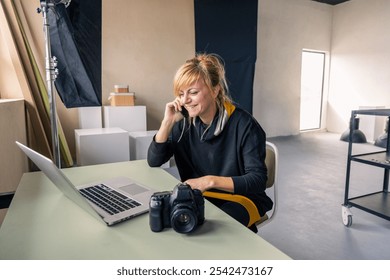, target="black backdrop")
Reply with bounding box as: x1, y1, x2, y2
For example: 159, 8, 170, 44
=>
48, 0, 101, 108
194, 0, 258, 114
